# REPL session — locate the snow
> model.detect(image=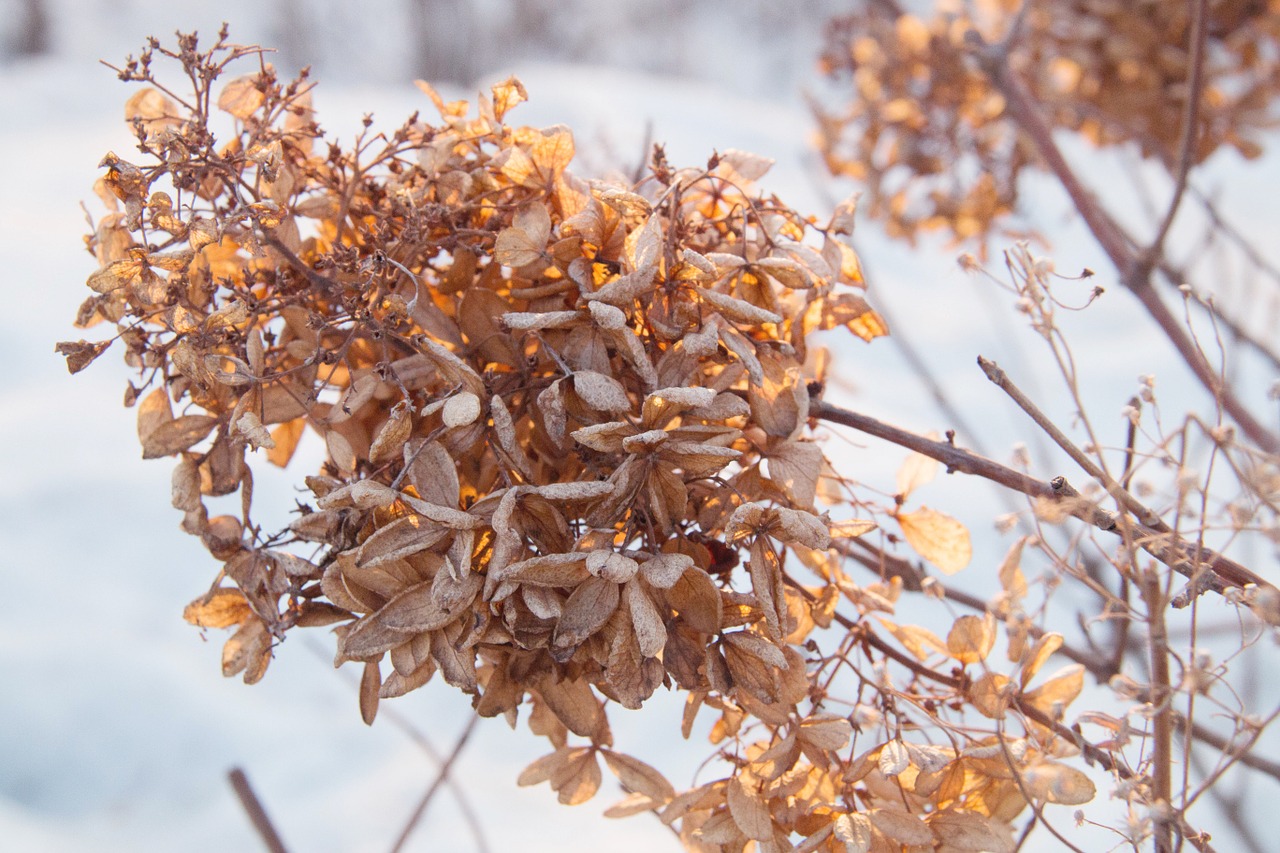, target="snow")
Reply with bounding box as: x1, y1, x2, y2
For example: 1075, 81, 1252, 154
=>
3, 1, 1279, 851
